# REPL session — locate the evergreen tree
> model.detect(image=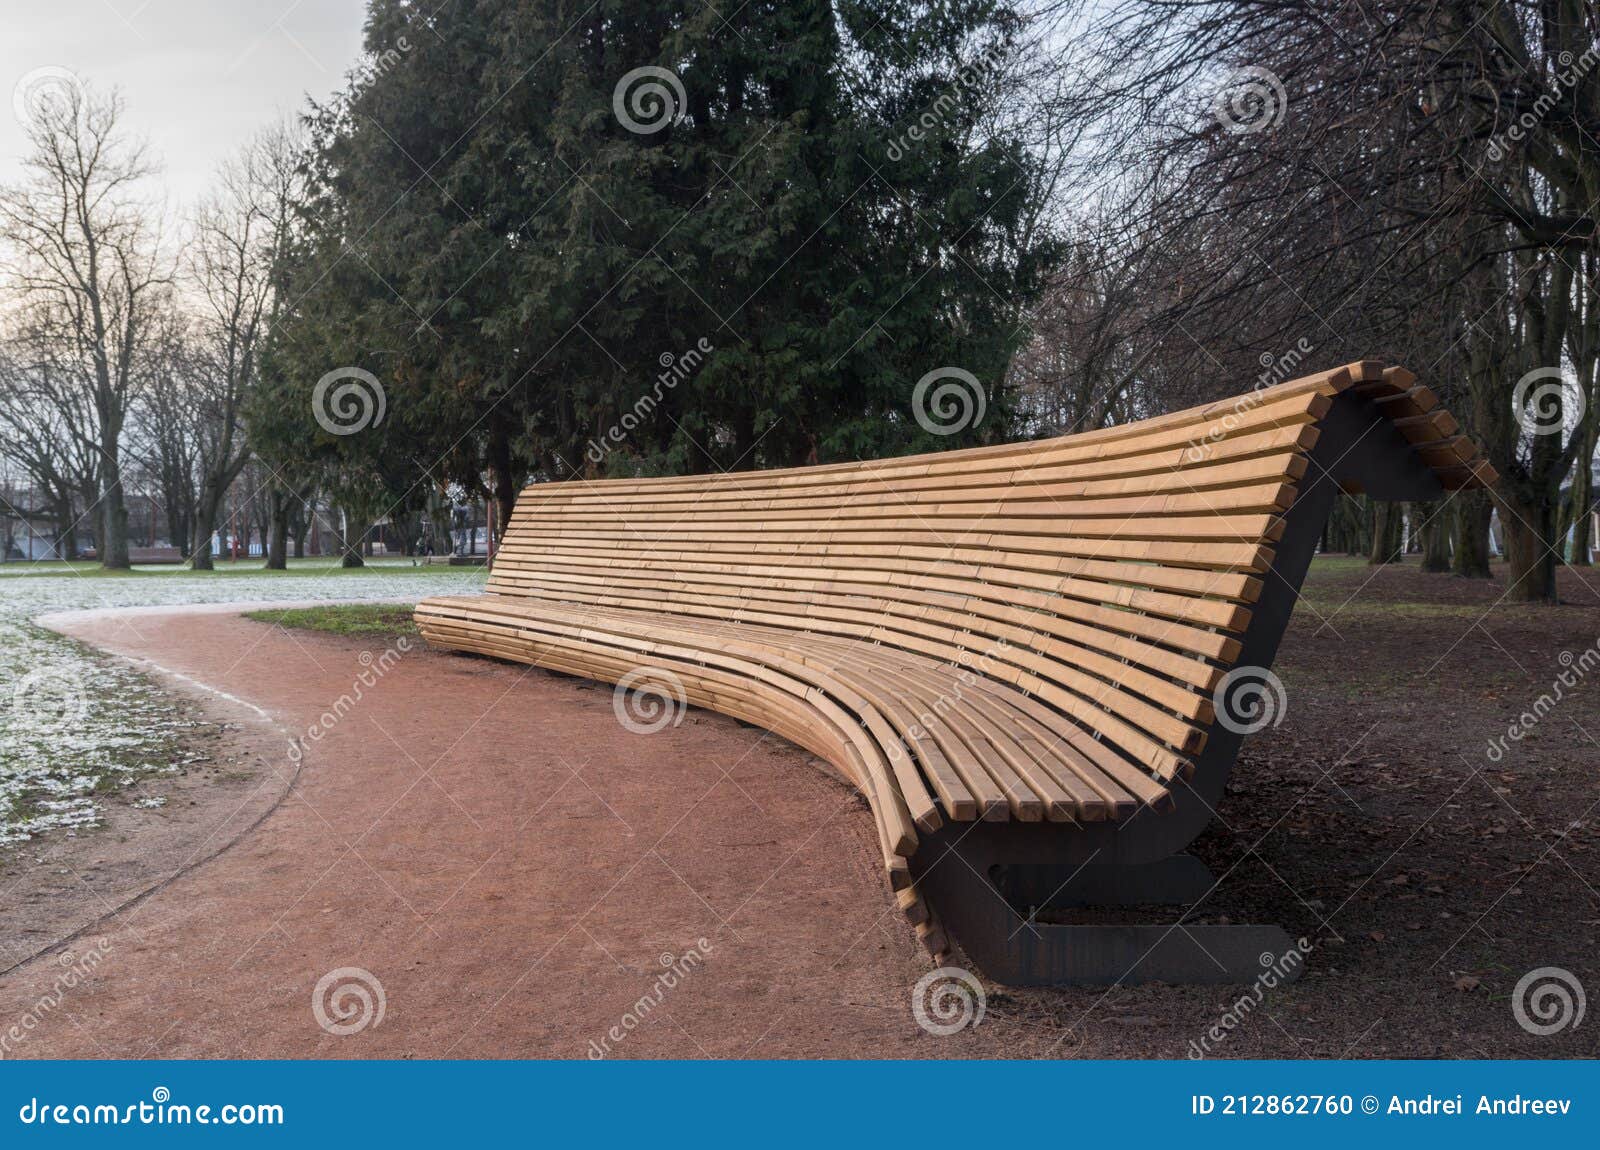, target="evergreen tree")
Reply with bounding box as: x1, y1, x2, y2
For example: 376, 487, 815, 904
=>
262, 0, 1053, 520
